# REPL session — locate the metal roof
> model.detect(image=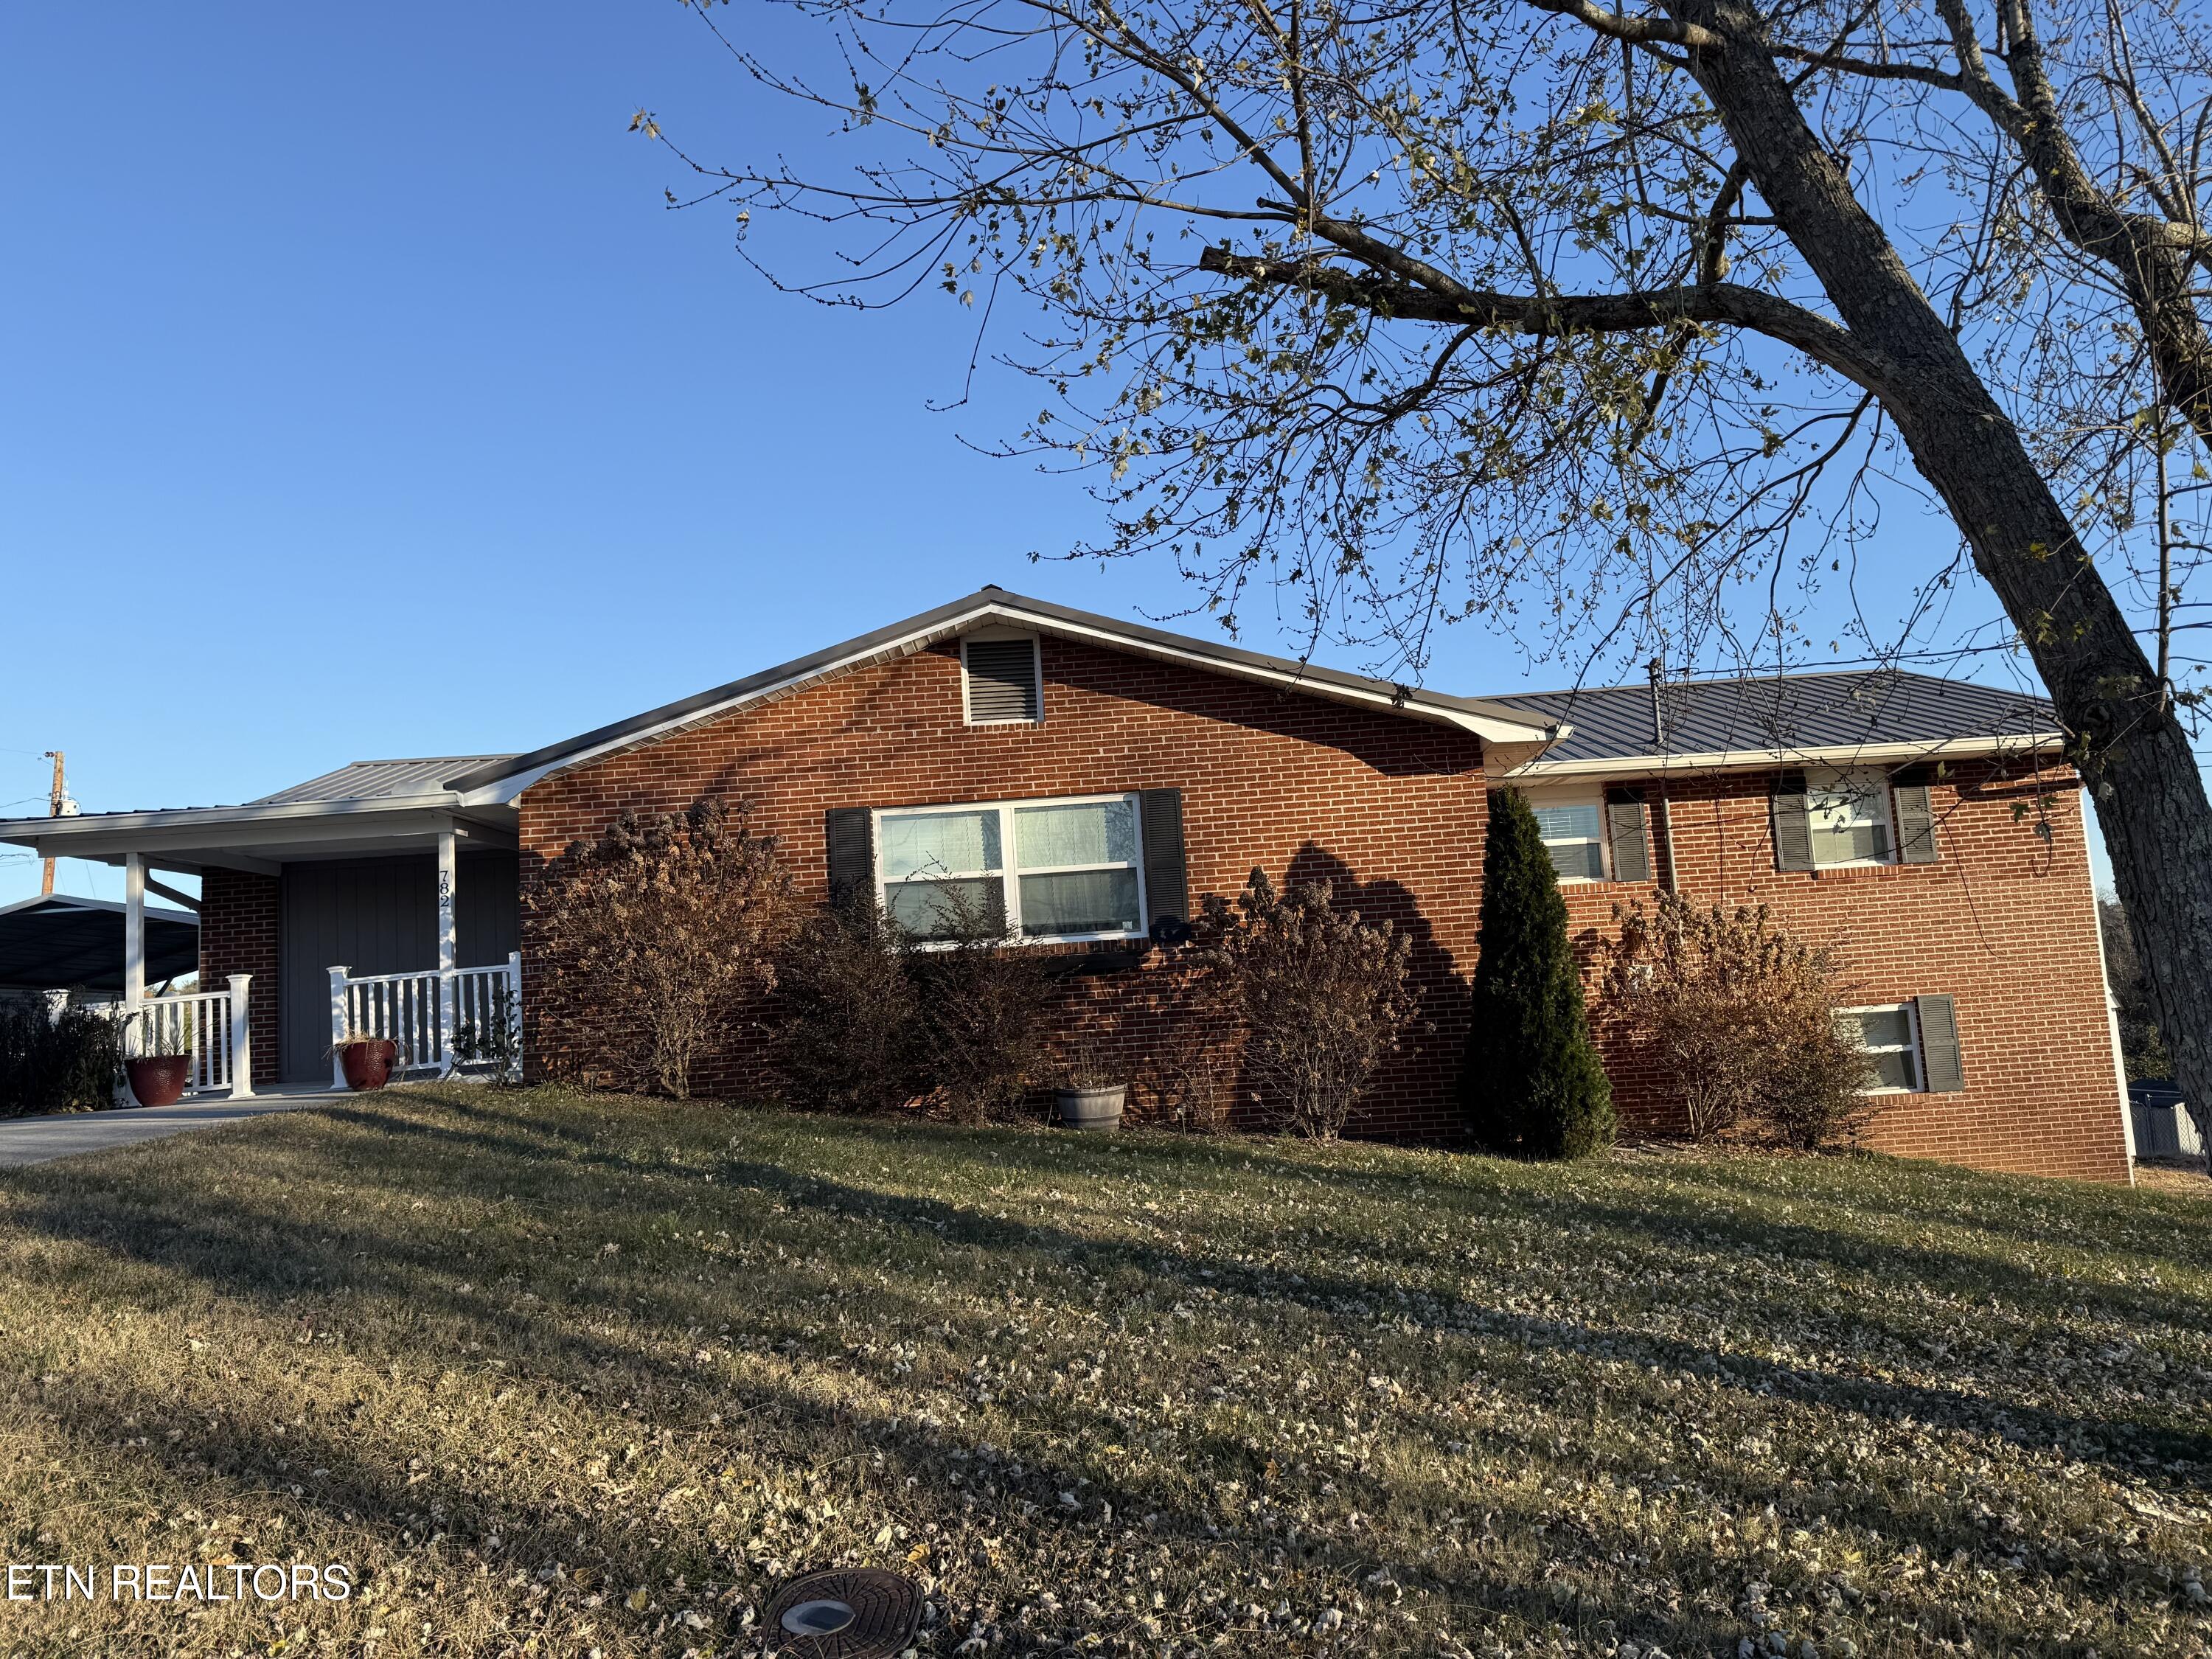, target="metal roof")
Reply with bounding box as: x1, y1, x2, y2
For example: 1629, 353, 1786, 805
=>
0, 894, 198, 992
252, 756, 518, 806
1489, 669, 2059, 769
